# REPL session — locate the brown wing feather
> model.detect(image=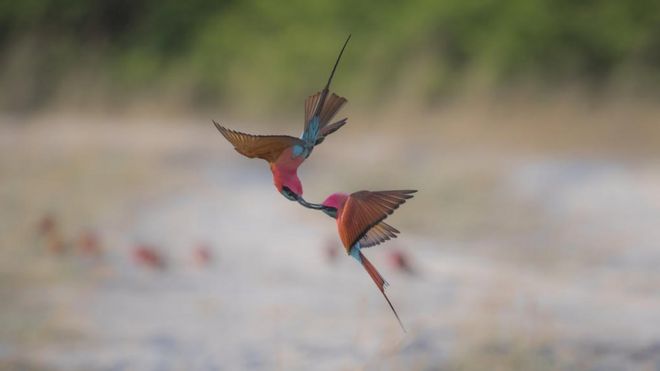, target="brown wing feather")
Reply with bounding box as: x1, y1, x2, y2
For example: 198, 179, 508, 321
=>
304, 93, 321, 126
320, 118, 347, 137
315, 118, 347, 145
338, 190, 416, 252
359, 221, 400, 248
304, 92, 347, 133
213, 121, 304, 163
